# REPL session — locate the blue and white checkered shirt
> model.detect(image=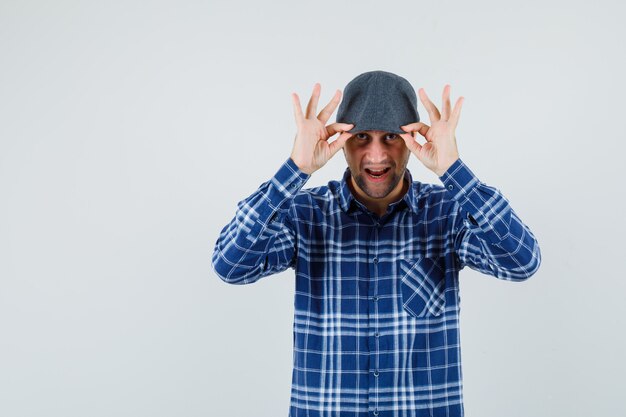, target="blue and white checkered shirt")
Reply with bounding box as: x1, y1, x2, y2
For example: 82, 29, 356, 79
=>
212, 157, 541, 417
